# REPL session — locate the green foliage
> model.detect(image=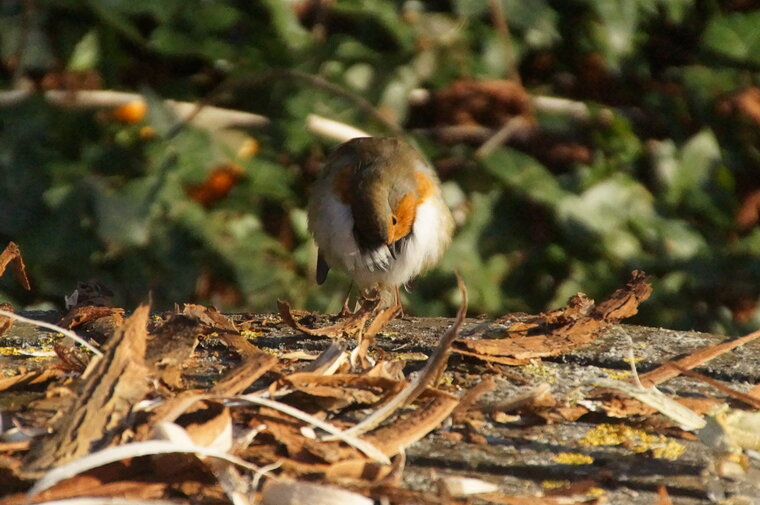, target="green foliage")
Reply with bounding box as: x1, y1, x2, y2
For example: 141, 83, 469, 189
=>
1, 0, 759, 335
